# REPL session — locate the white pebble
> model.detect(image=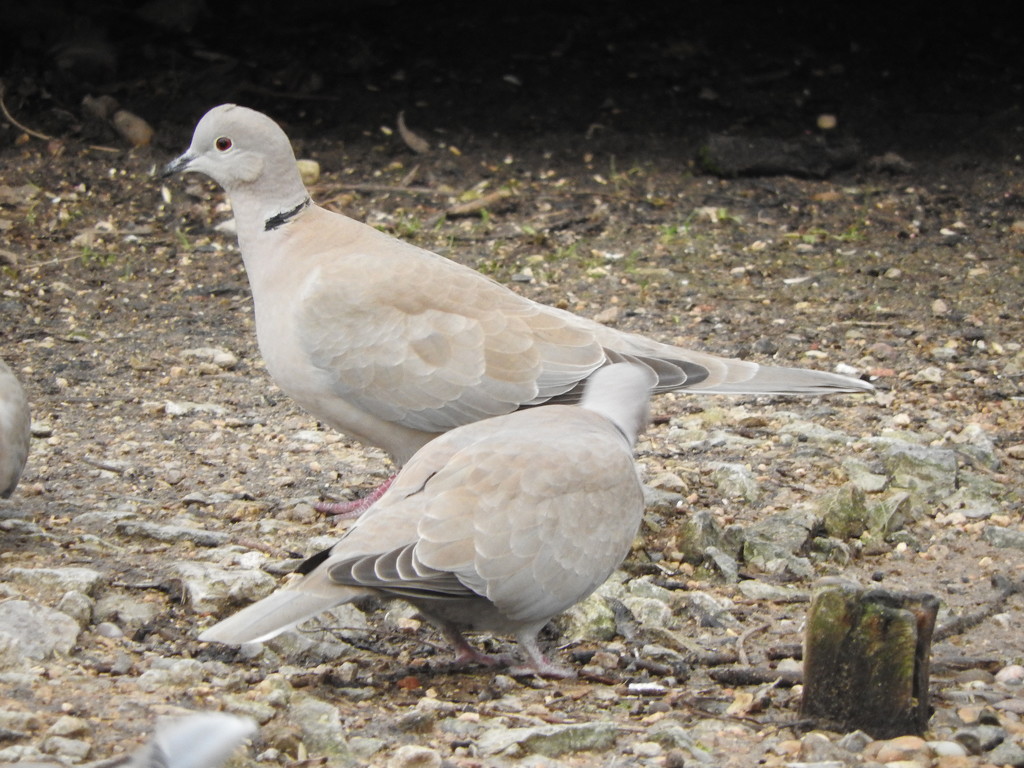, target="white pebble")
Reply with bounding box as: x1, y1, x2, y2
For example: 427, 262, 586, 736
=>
388, 744, 441, 768
995, 664, 1024, 685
